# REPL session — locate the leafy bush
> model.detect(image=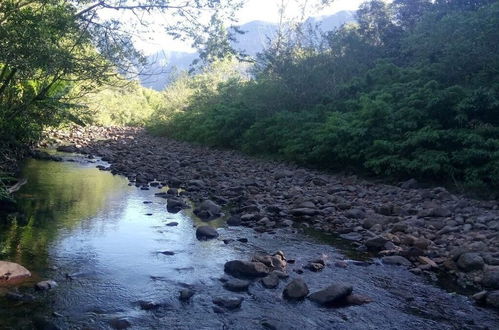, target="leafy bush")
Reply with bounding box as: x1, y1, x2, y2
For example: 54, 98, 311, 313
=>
80, 81, 162, 126
148, 1, 499, 193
